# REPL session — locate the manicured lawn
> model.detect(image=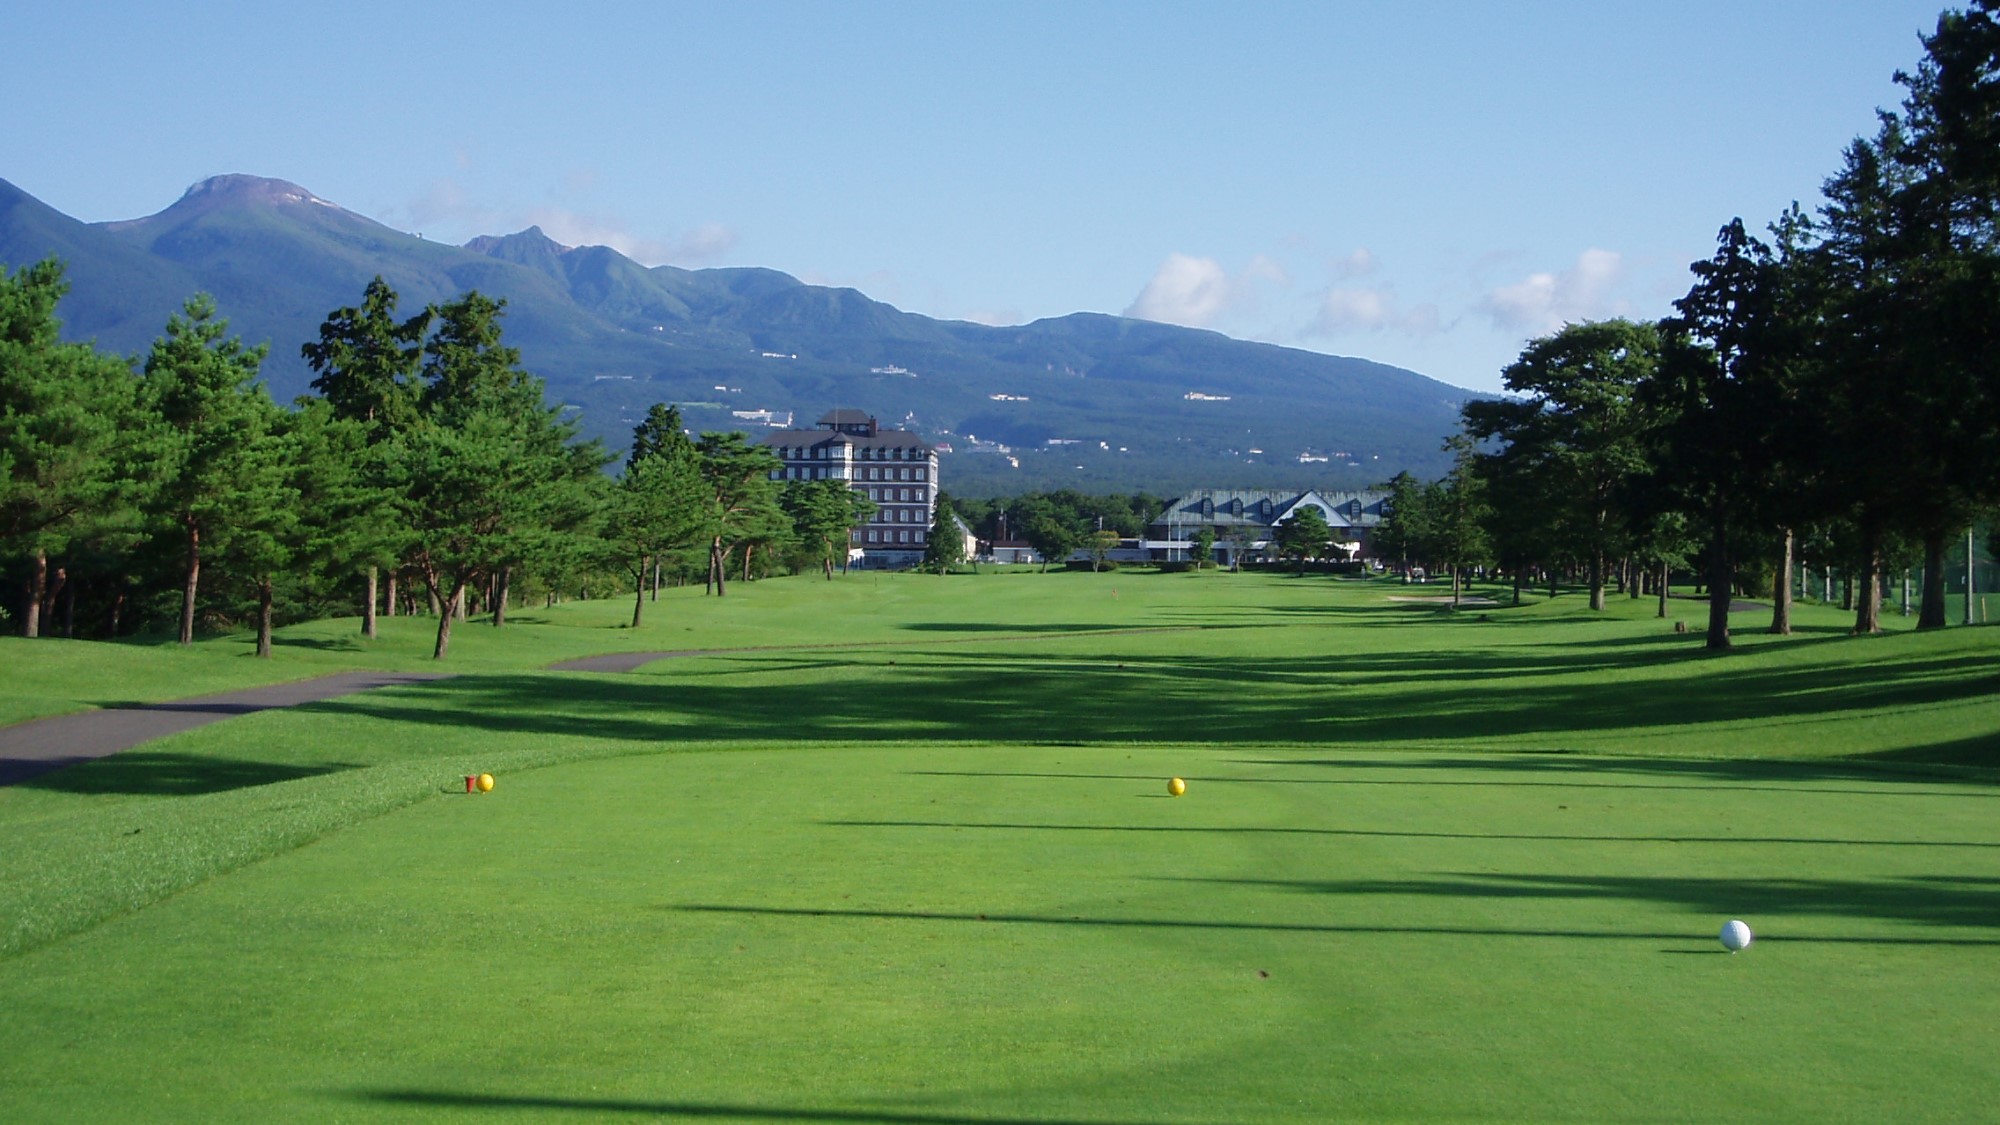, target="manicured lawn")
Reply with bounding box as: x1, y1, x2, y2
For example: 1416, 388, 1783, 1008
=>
1, 570, 1995, 1122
